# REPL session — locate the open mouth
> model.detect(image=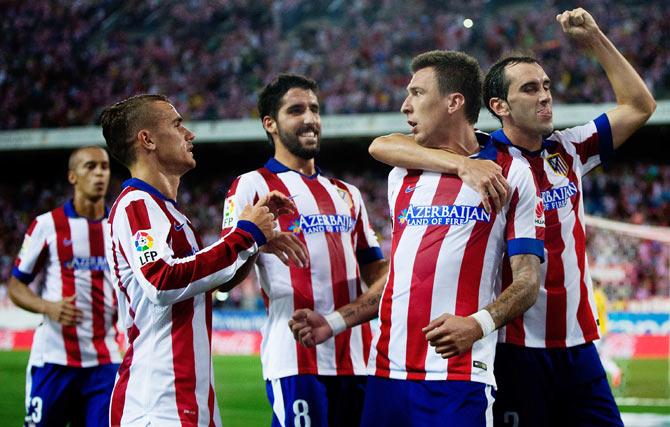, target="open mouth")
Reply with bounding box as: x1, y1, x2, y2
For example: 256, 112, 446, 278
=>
297, 126, 319, 141
407, 120, 417, 132
299, 131, 317, 138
